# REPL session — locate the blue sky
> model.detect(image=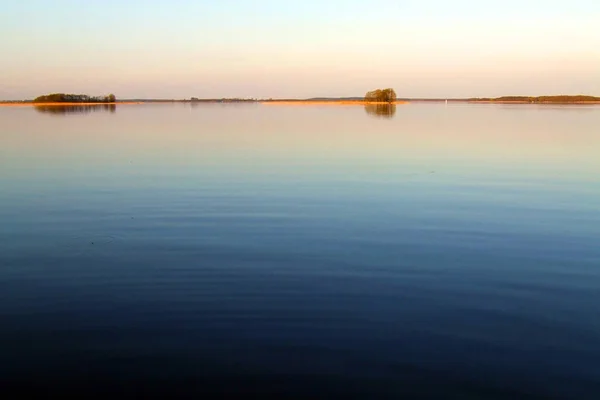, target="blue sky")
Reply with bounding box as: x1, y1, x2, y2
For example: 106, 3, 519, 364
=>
1, 0, 599, 99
